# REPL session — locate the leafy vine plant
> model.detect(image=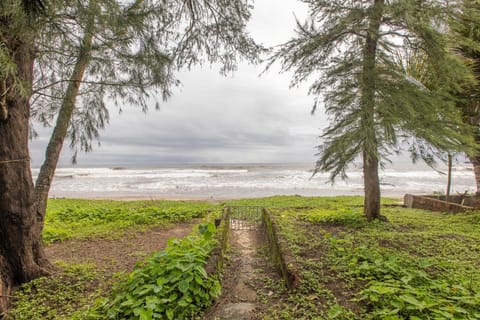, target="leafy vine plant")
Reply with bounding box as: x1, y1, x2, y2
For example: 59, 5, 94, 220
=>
84, 222, 220, 320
